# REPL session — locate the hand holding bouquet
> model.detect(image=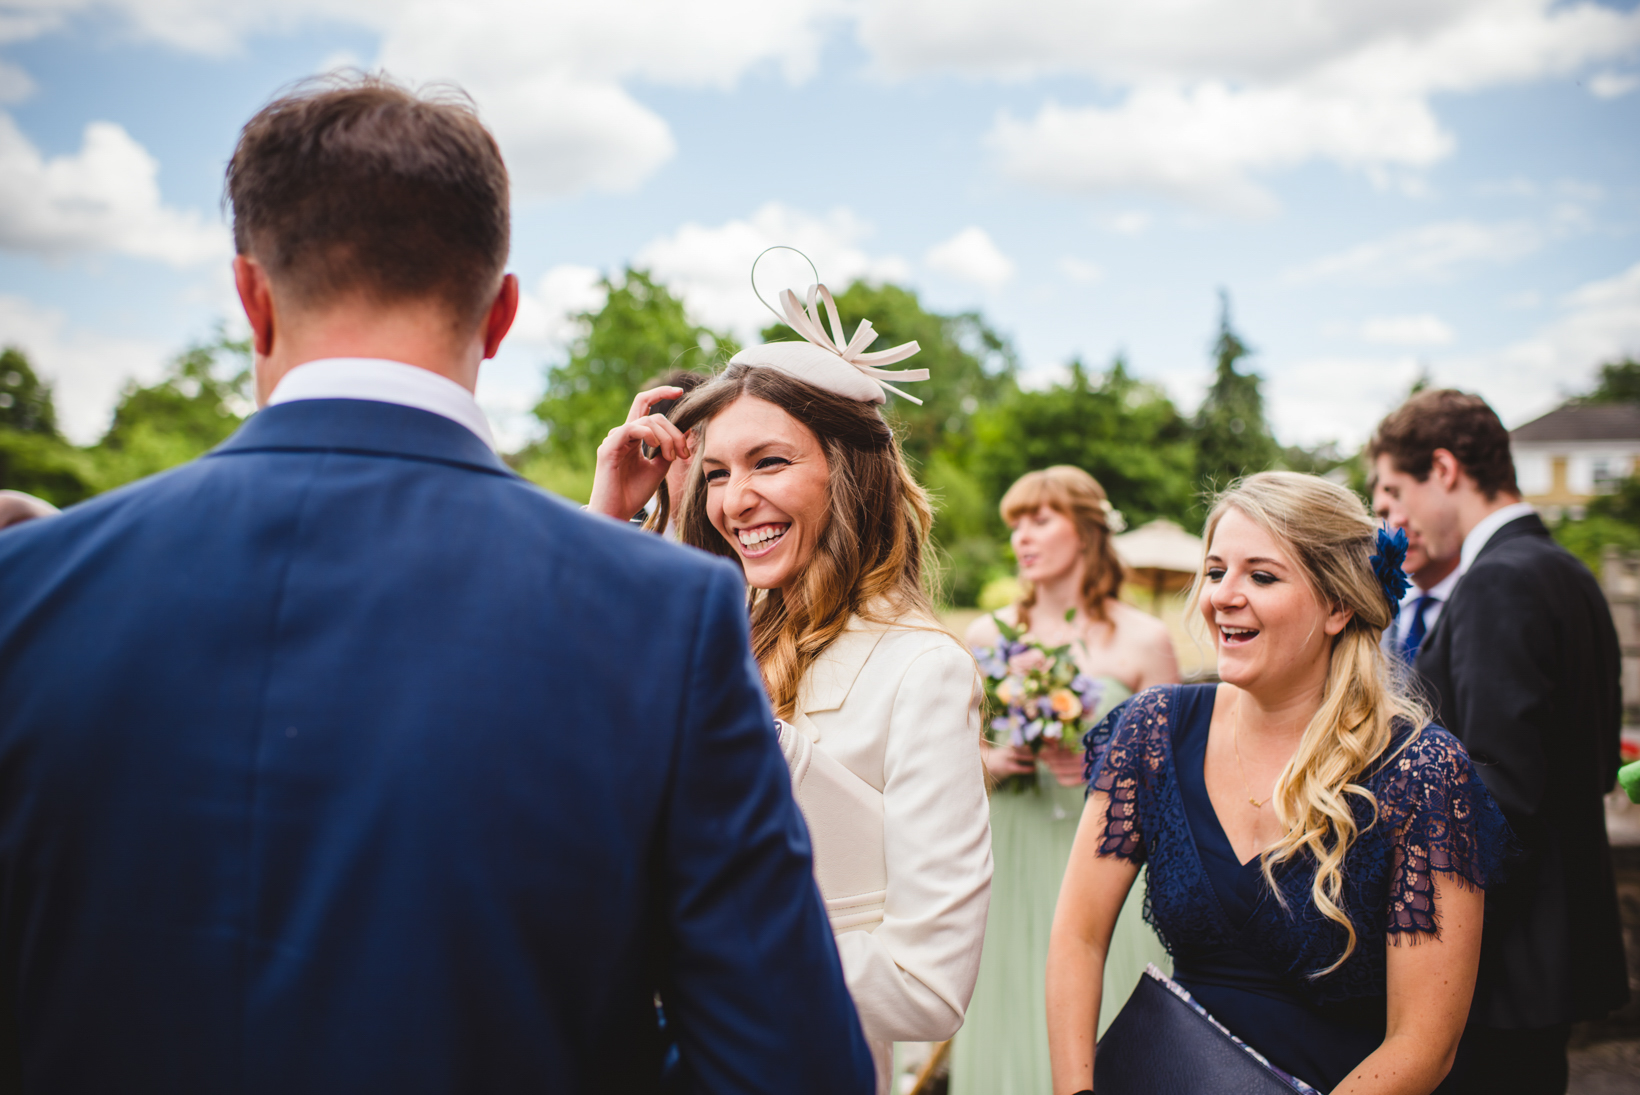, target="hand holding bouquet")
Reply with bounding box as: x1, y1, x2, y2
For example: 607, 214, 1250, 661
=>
973, 612, 1105, 790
